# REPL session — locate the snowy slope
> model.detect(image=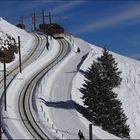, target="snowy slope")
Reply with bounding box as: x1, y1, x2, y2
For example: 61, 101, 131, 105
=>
71, 37, 140, 139
1, 18, 140, 139
0, 18, 42, 139
0, 17, 33, 70
34, 35, 121, 139
0, 17, 29, 44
